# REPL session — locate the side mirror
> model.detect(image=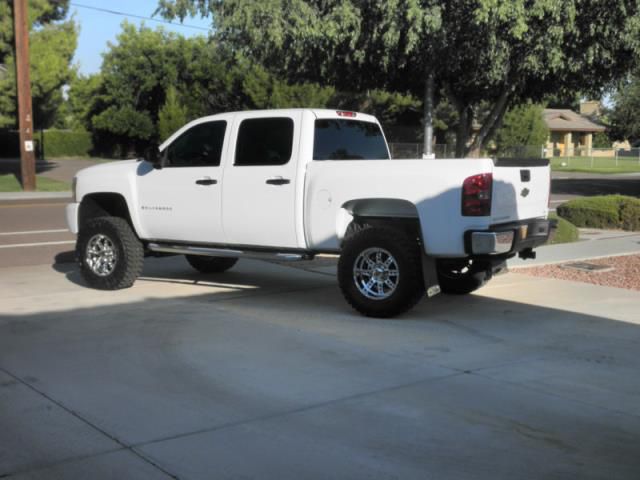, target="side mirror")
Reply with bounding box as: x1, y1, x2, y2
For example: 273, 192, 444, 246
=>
143, 146, 163, 169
